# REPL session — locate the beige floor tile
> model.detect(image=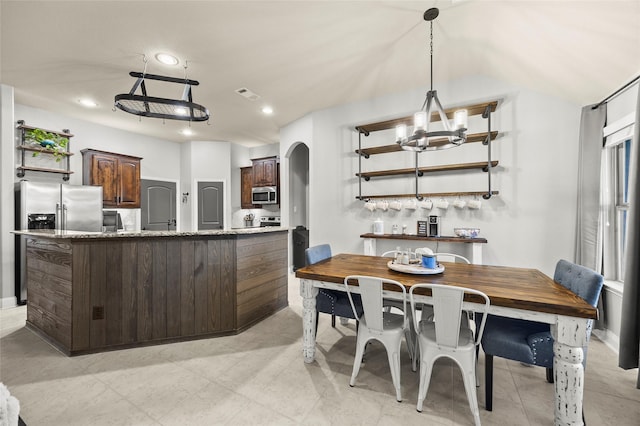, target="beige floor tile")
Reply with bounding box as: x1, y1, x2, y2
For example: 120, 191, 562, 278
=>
157, 381, 251, 426
225, 399, 297, 426
2, 282, 640, 426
